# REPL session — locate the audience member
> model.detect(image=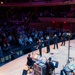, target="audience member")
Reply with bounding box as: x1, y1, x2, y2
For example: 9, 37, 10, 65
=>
28, 37, 33, 44
69, 70, 74, 75
0, 46, 3, 57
